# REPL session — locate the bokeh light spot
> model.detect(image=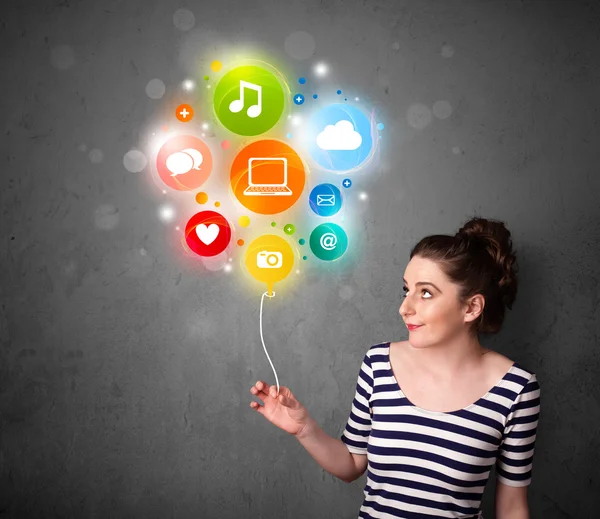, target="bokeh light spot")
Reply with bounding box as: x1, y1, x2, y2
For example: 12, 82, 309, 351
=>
196, 192, 209, 204
237, 239, 244, 246
238, 216, 250, 227
298, 238, 305, 245
284, 31, 316, 60
211, 60, 222, 72
173, 8, 195, 31
221, 140, 231, 150
214, 201, 220, 207
146, 79, 166, 99
123, 149, 148, 172
433, 100, 453, 119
